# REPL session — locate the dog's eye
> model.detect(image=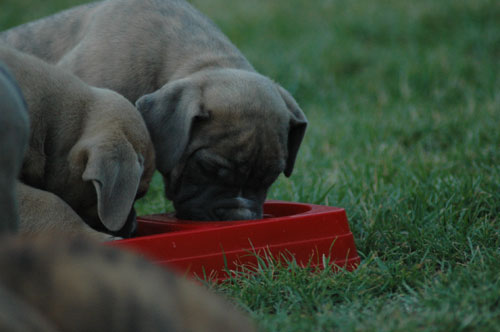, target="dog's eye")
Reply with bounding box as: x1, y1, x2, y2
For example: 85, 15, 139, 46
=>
196, 160, 234, 184
217, 168, 231, 180
200, 161, 231, 178
197, 160, 217, 174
